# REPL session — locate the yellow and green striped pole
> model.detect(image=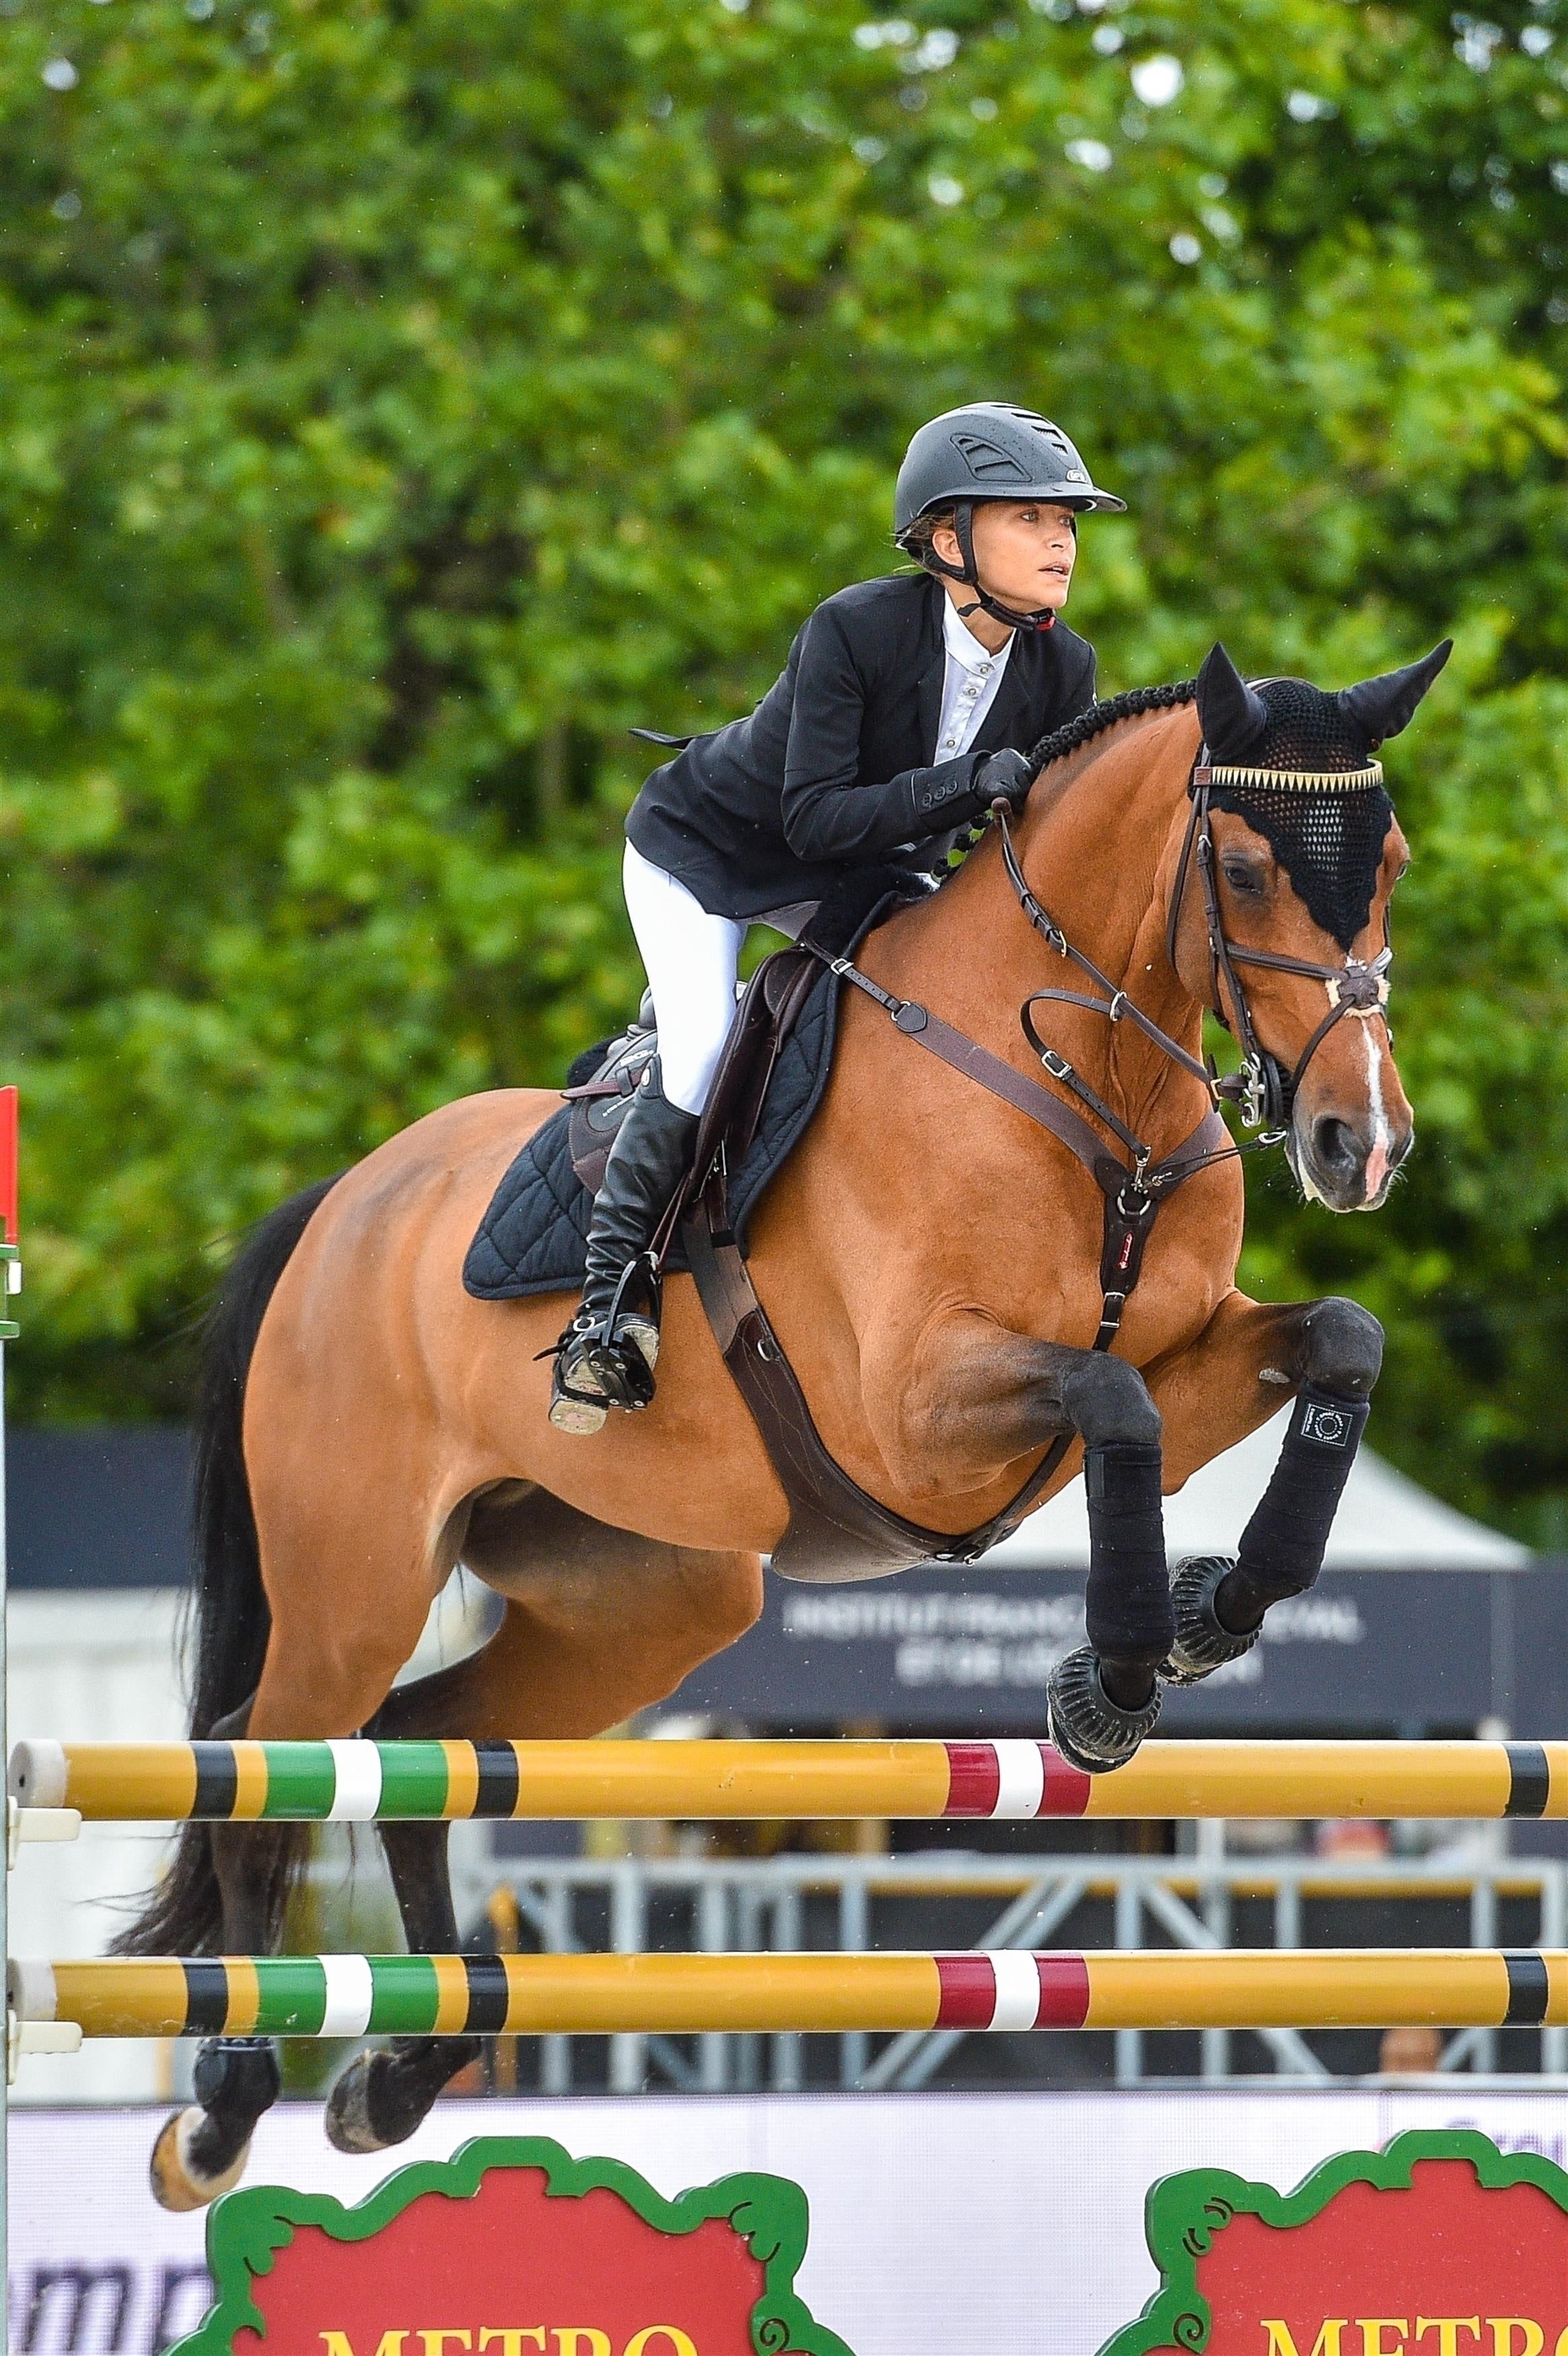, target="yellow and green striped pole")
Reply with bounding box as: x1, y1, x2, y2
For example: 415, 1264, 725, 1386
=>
12, 1737, 1568, 1824
11, 1949, 1568, 2041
